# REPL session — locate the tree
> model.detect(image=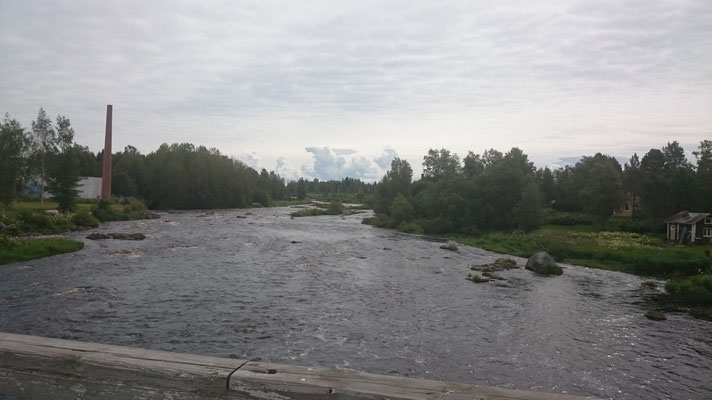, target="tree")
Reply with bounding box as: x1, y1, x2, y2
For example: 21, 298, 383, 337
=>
622, 153, 642, 217
693, 140, 712, 210
0, 114, 31, 217
388, 193, 415, 227
516, 179, 544, 231
537, 167, 555, 204
422, 148, 460, 180
463, 151, 484, 178
31, 108, 57, 206
46, 147, 80, 212
662, 141, 688, 171
45, 116, 78, 212
374, 158, 412, 214
296, 178, 307, 200
577, 155, 624, 226
481, 148, 503, 169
